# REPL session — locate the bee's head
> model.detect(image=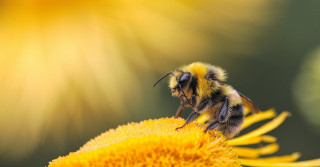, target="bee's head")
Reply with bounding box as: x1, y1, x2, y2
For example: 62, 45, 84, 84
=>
168, 71, 191, 97
153, 71, 192, 105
